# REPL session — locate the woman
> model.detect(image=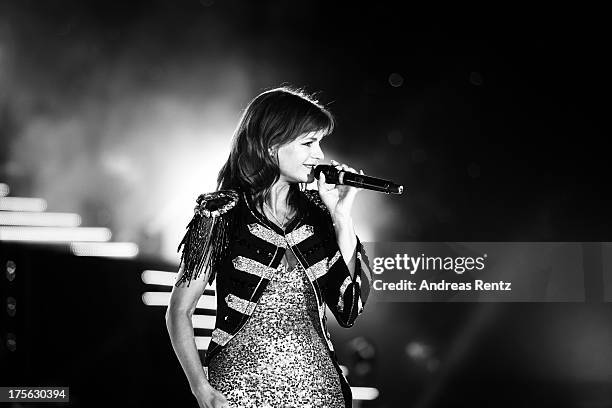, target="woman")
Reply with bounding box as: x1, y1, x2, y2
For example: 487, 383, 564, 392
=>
166, 87, 371, 408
